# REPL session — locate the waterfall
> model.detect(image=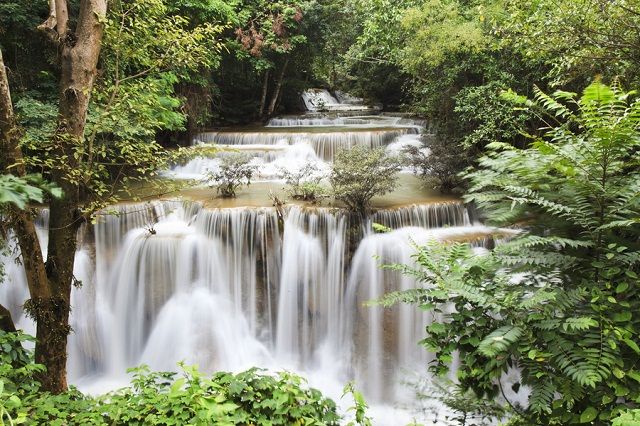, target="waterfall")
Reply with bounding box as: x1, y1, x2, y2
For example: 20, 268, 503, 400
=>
266, 116, 403, 127
372, 201, 475, 229
1, 200, 506, 423
301, 89, 379, 112
194, 128, 417, 161
347, 227, 437, 402
302, 89, 340, 111
275, 207, 348, 368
